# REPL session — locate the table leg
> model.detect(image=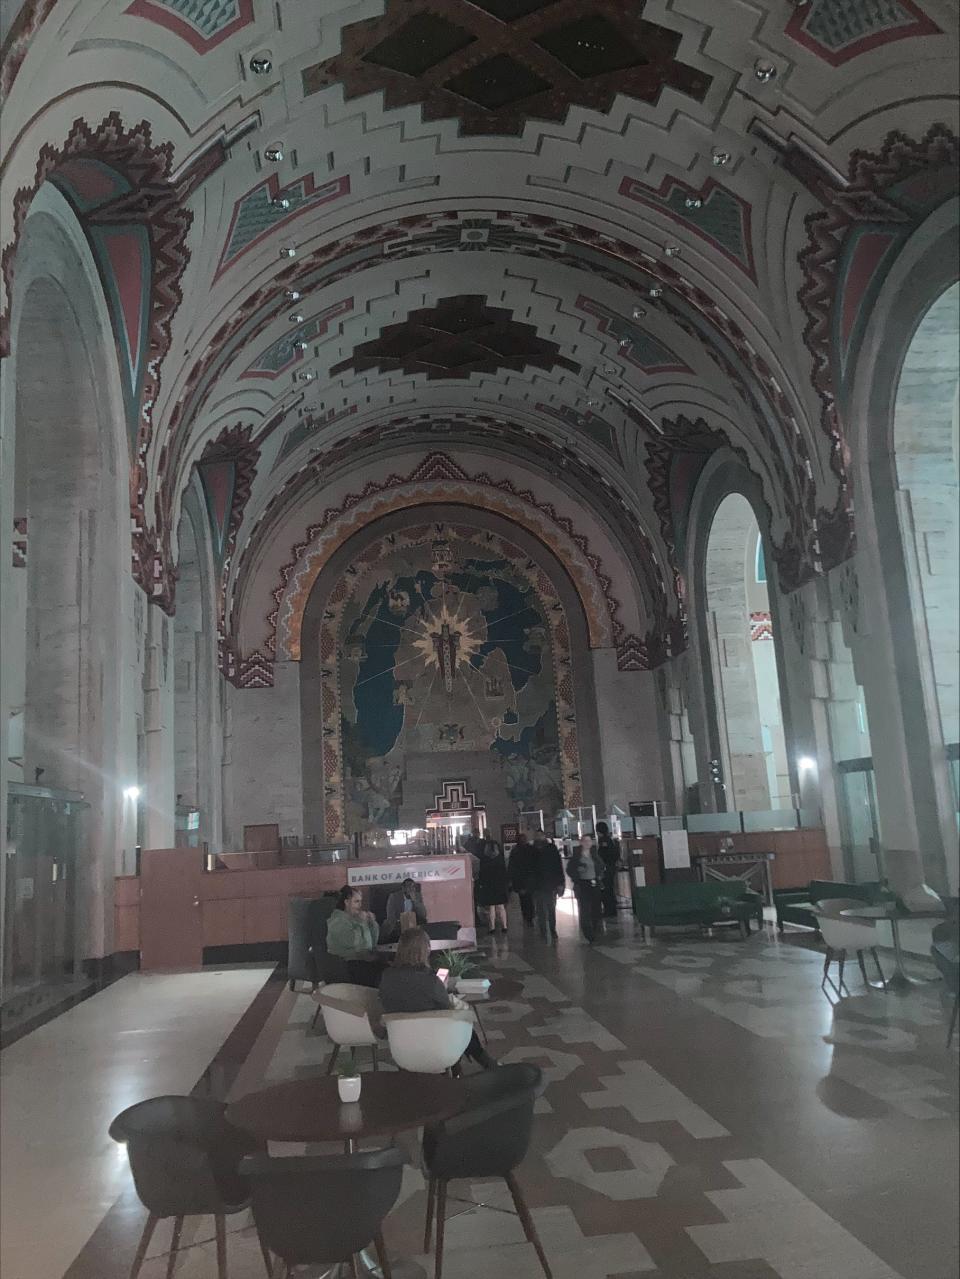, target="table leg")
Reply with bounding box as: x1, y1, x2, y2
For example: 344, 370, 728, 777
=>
883, 919, 940, 990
